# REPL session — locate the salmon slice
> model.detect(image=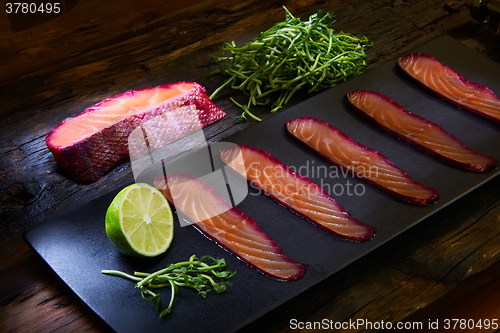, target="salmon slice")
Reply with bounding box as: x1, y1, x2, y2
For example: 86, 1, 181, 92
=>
398, 53, 500, 124
46, 82, 225, 183
153, 173, 305, 281
347, 90, 497, 172
286, 117, 439, 205
219, 145, 374, 242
